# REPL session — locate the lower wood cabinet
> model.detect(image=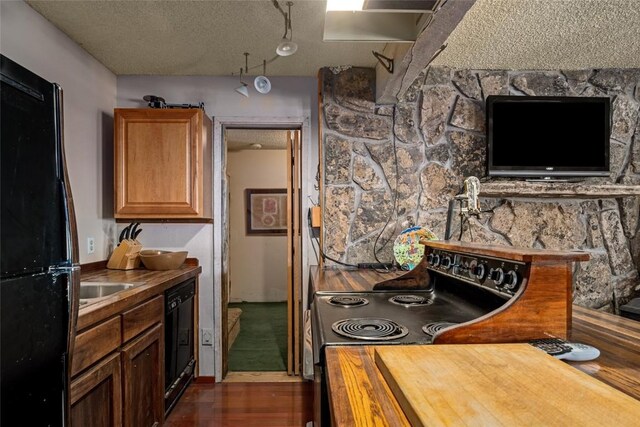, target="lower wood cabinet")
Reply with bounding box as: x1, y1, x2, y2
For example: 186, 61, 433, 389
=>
71, 295, 165, 427
70, 353, 122, 427
122, 323, 164, 427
